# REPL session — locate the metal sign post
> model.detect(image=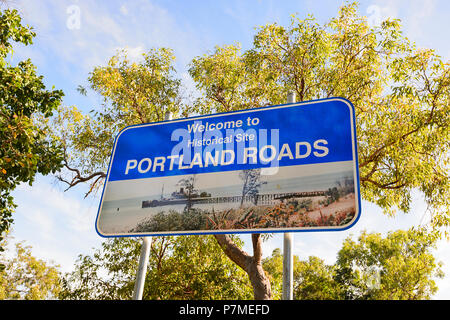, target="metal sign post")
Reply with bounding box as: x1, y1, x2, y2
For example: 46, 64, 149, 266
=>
132, 236, 151, 300
282, 232, 293, 300
282, 92, 295, 300
132, 111, 173, 300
